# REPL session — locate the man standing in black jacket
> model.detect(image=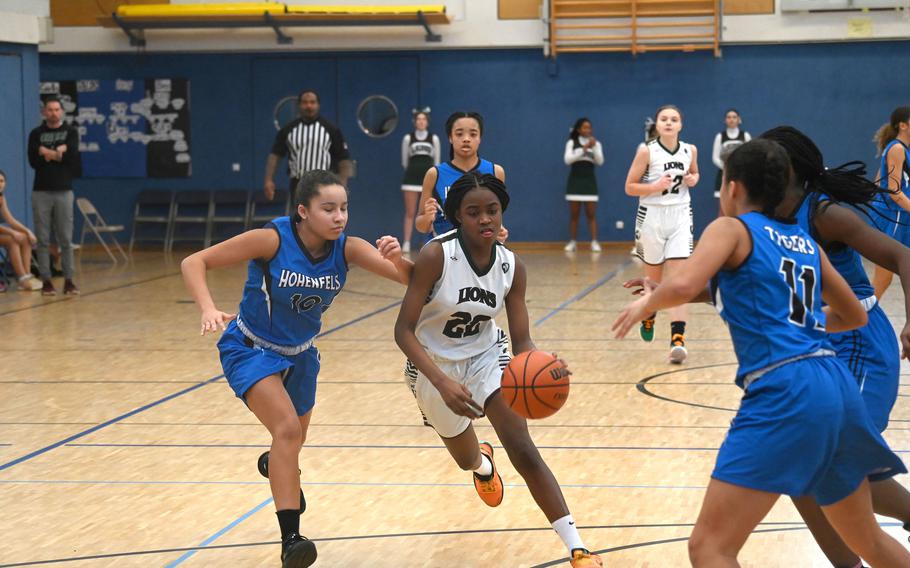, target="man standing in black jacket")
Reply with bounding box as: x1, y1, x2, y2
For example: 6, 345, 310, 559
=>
28, 96, 81, 296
